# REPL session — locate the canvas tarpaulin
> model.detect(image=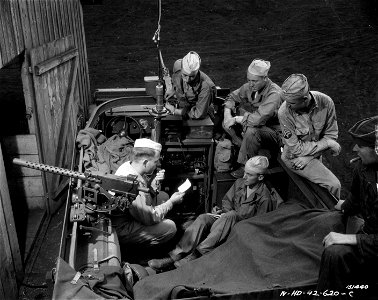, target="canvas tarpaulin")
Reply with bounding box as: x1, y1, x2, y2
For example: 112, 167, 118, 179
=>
52, 257, 133, 300
133, 199, 345, 299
